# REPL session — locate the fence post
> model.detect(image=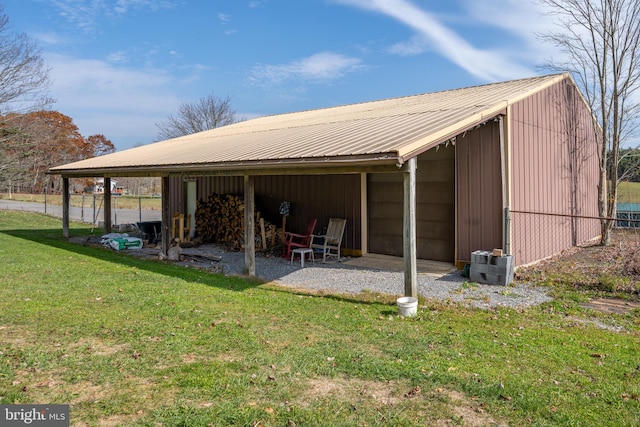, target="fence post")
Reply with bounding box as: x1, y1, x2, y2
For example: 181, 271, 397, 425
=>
93, 194, 97, 225
81, 194, 85, 223
139, 197, 142, 222
114, 197, 118, 226
504, 206, 511, 256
